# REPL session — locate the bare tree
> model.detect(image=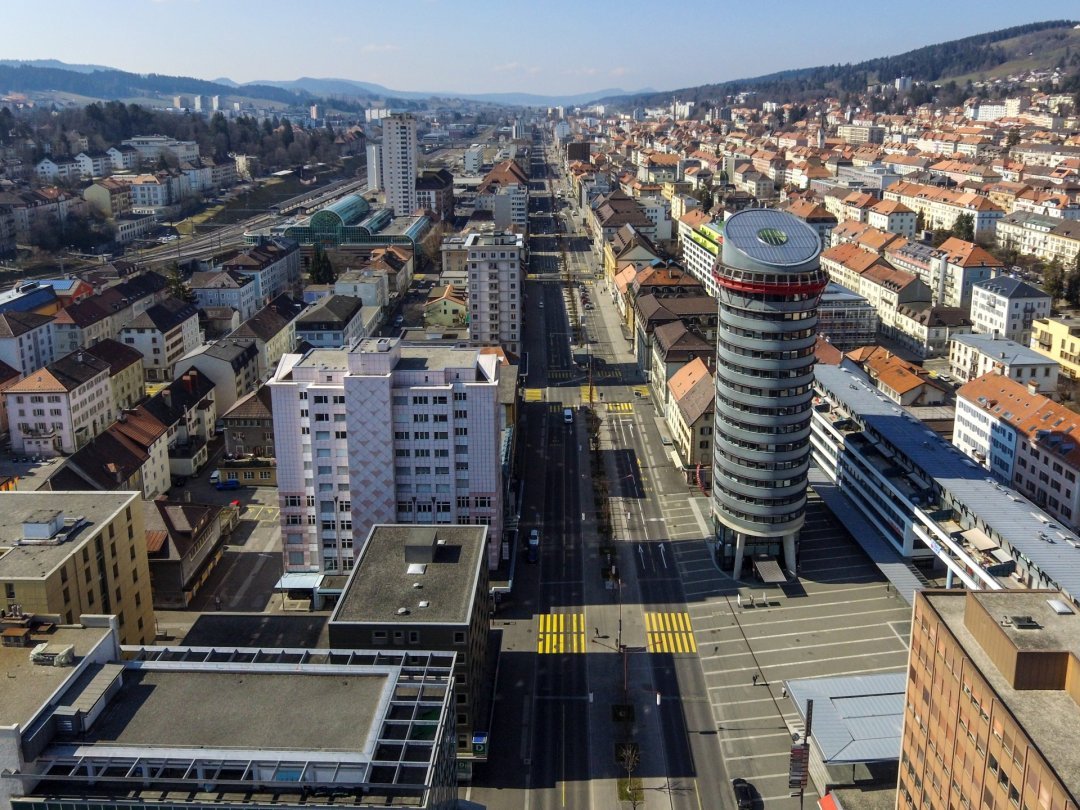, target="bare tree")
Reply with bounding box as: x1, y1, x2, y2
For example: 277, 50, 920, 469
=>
617, 743, 642, 809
